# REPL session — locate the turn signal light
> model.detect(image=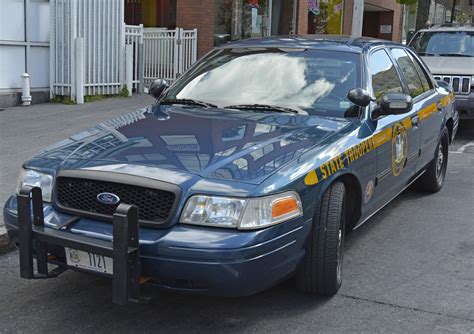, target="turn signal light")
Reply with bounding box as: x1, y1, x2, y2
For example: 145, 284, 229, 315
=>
272, 197, 299, 219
